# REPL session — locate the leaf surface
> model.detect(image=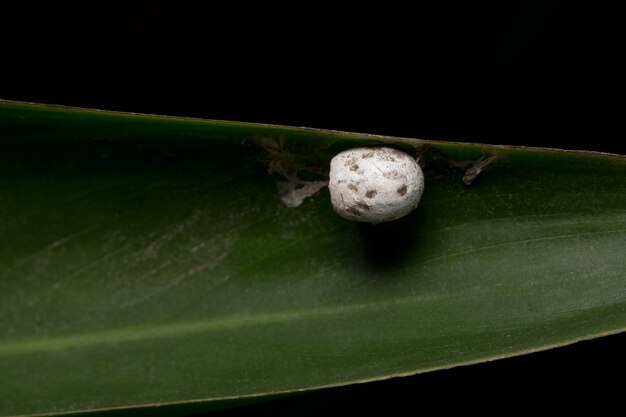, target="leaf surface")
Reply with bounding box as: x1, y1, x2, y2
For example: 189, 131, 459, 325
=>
1, 101, 625, 416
